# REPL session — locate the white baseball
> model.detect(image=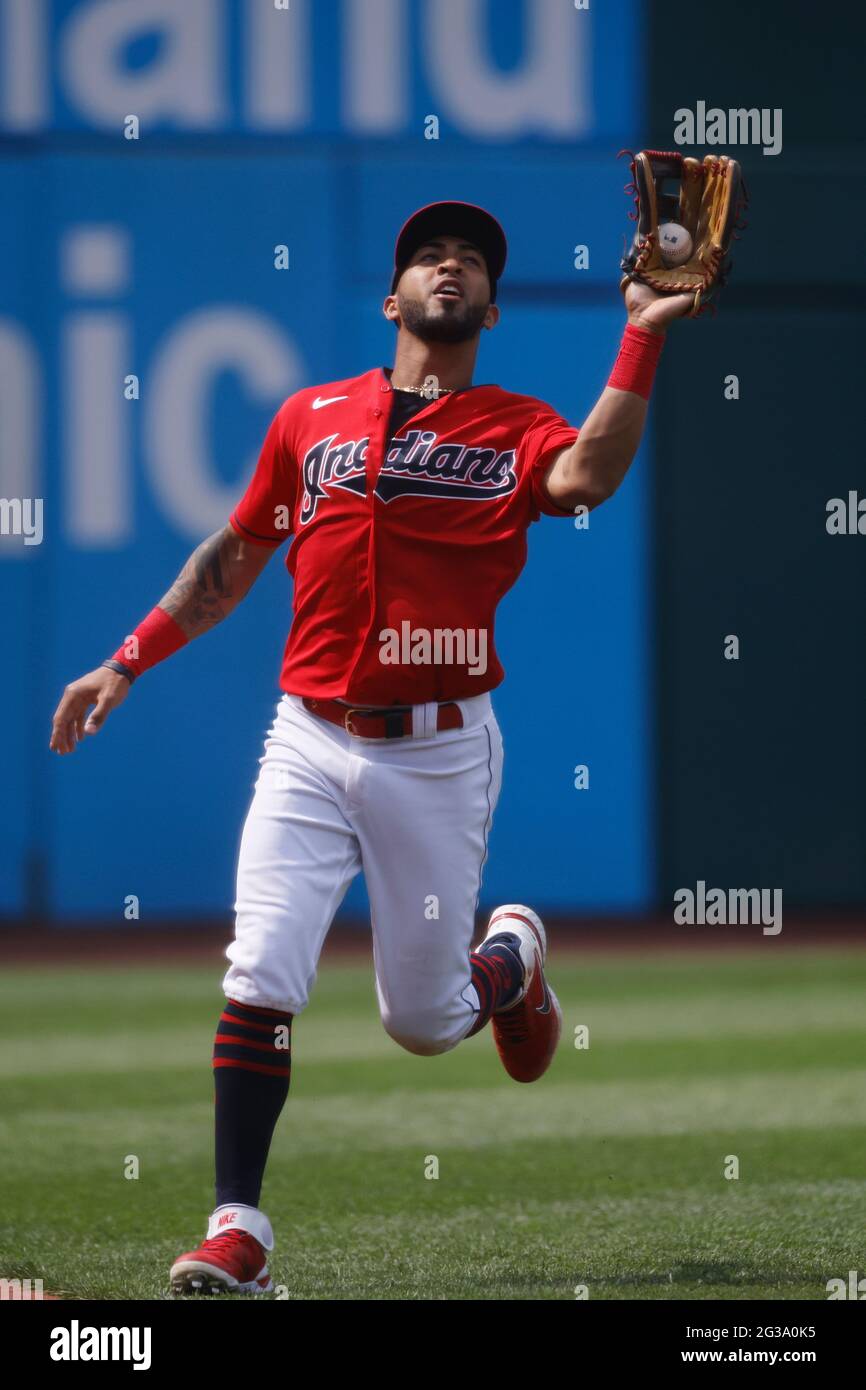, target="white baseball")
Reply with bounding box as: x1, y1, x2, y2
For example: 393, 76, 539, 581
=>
658, 221, 693, 267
